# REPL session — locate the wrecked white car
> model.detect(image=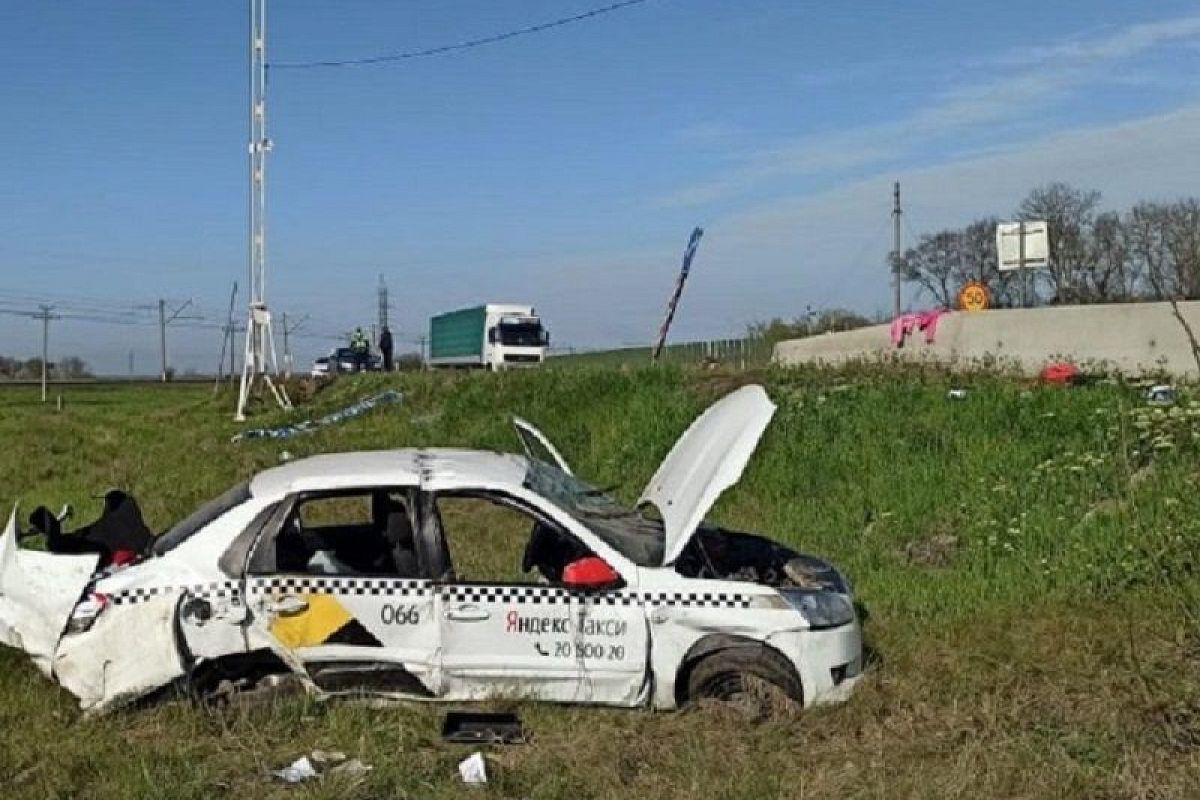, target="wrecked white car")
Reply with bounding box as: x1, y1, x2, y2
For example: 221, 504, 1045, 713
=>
0, 385, 862, 715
